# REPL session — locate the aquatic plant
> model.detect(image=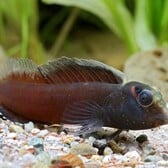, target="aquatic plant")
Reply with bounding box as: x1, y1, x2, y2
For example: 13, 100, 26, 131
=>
43, 0, 168, 53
